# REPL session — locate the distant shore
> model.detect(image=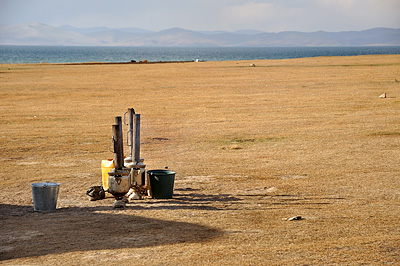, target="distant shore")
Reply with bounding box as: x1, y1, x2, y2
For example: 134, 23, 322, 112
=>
62, 60, 197, 65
